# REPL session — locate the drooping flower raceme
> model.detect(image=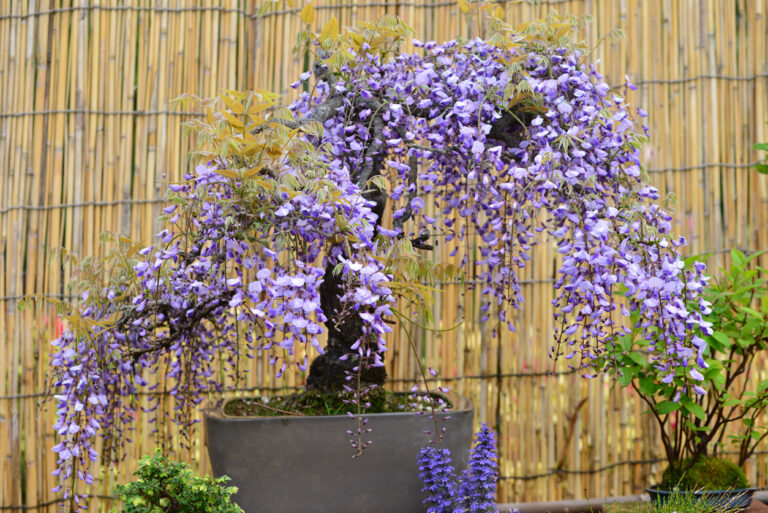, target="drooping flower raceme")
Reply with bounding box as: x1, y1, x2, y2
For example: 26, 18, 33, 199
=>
49, 158, 393, 499
49, 29, 709, 505
291, 38, 710, 376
